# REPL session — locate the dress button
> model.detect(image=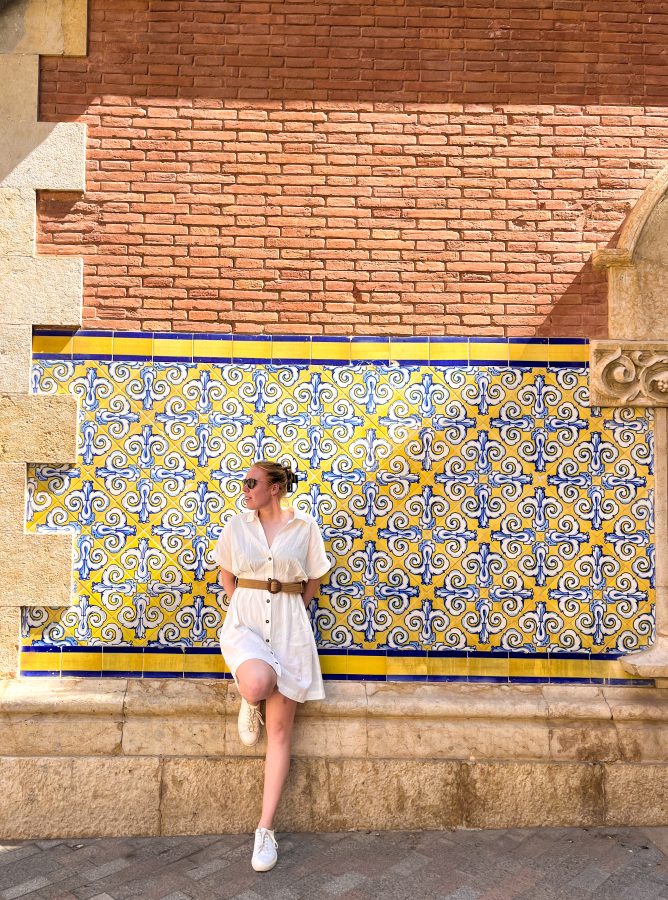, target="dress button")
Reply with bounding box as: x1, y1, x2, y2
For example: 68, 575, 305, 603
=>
265, 619, 269, 624
266, 599, 270, 604
265, 638, 270, 643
